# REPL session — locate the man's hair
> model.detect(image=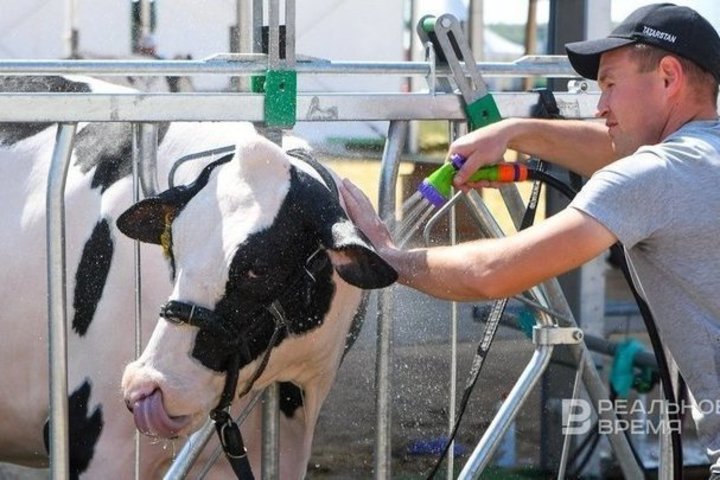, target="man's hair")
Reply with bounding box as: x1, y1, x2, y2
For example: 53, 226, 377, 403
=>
628, 43, 719, 105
